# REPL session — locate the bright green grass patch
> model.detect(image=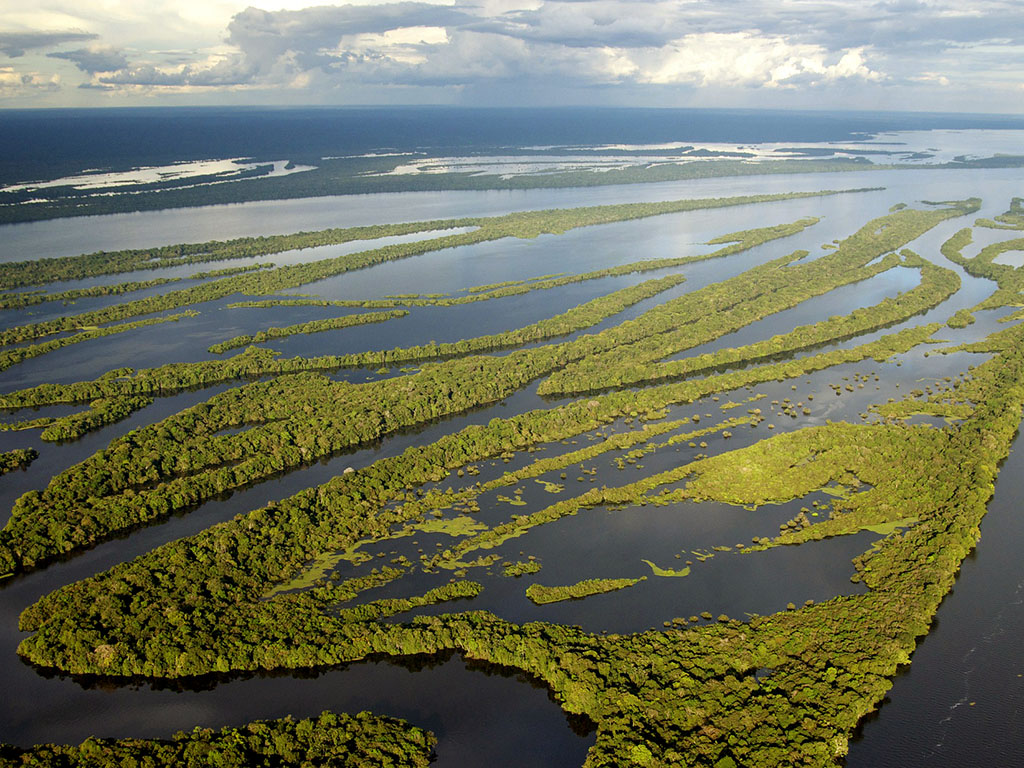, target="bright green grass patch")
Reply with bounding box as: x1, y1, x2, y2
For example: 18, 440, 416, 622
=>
497, 494, 527, 506
503, 560, 542, 577
872, 400, 974, 421
859, 516, 920, 535
412, 516, 487, 537
535, 479, 565, 494
526, 577, 646, 604
641, 559, 691, 578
